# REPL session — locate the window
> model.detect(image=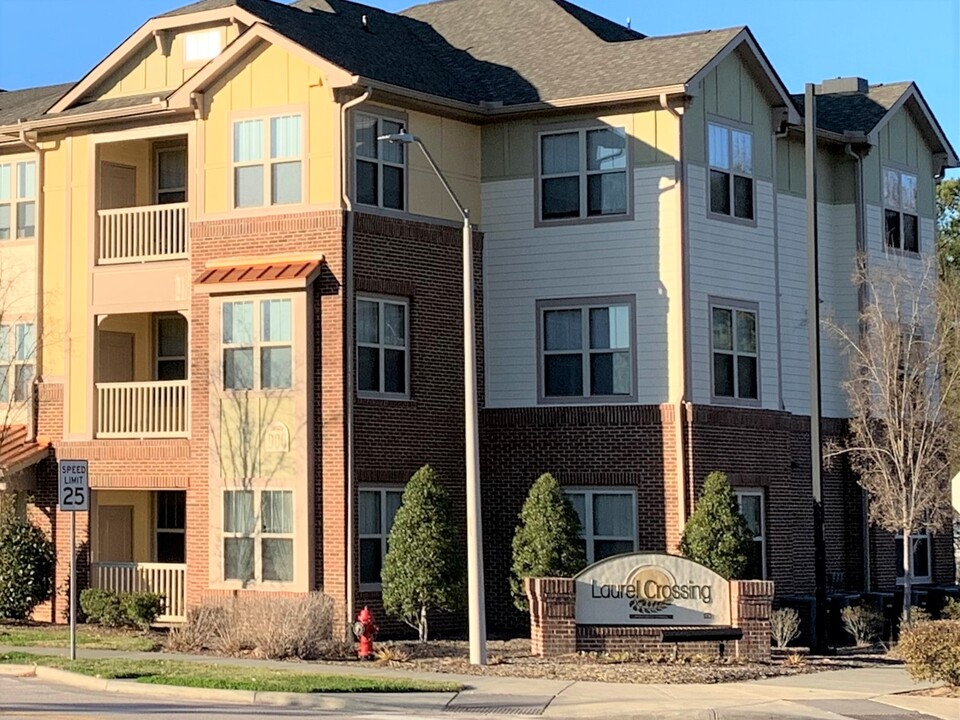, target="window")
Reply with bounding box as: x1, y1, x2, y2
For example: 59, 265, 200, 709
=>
539, 127, 627, 221
708, 123, 753, 220
711, 302, 758, 402
884, 168, 919, 253
183, 29, 222, 63
156, 148, 186, 204
156, 315, 187, 381
354, 113, 405, 210
233, 115, 303, 208
358, 488, 403, 586
0, 160, 36, 239
222, 298, 292, 390
895, 531, 932, 583
539, 298, 634, 401
565, 489, 636, 564
735, 490, 766, 579
223, 489, 293, 583
156, 491, 185, 564
0, 322, 35, 403
357, 297, 408, 397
